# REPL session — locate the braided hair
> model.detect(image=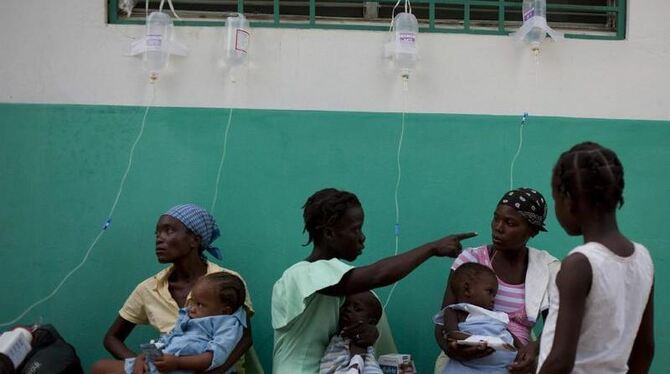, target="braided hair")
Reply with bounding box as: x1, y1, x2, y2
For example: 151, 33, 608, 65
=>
302, 188, 361, 246
202, 272, 246, 311
552, 142, 625, 212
